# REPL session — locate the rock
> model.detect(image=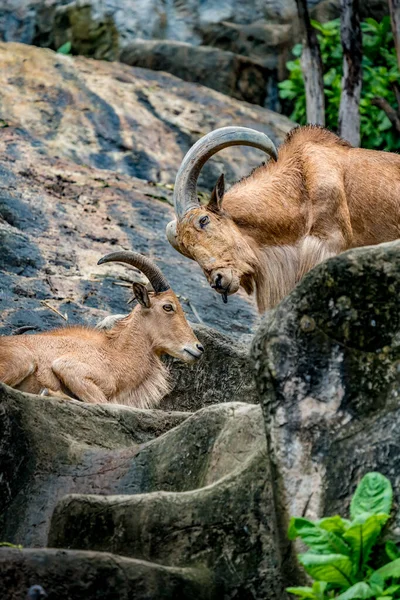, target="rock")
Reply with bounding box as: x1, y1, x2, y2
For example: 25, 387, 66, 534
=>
0, 548, 217, 599
162, 324, 258, 412
251, 240, 400, 584
311, 0, 390, 21
54, 2, 119, 61
119, 40, 274, 107
0, 42, 292, 187
0, 383, 189, 546
201, 21, 292, 73
48, 401, 286, 599
0, 381, 285, 599
0, 42, 297, 338
0, 130, 258, 336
